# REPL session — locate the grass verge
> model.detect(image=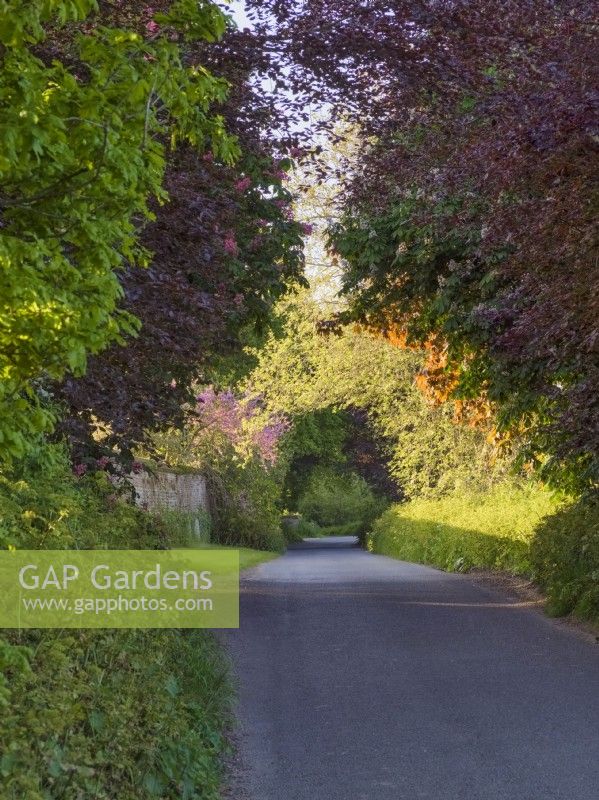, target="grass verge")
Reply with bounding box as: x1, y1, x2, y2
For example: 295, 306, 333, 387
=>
187, 542, 281, 571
